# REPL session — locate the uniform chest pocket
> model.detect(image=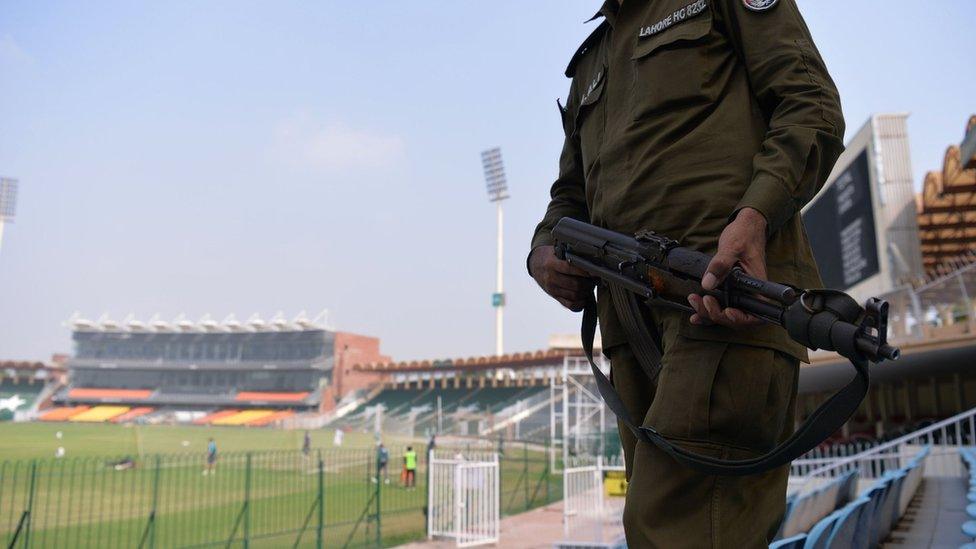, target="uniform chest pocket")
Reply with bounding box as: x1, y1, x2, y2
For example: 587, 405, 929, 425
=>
631, 9, 713, 121
572, 66, 606, 175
